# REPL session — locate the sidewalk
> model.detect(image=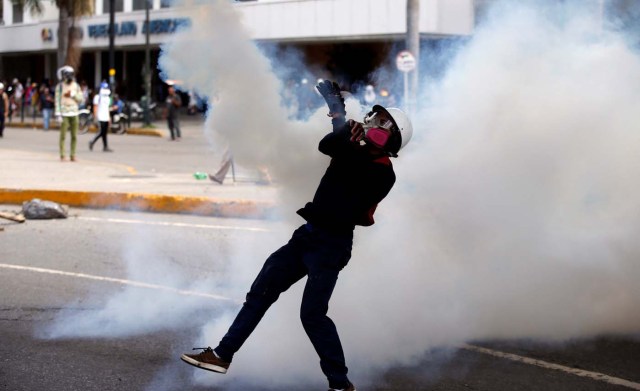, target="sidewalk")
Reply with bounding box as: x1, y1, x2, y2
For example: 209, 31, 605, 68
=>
0, 122, 278, 219
4, 115, 165, 137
